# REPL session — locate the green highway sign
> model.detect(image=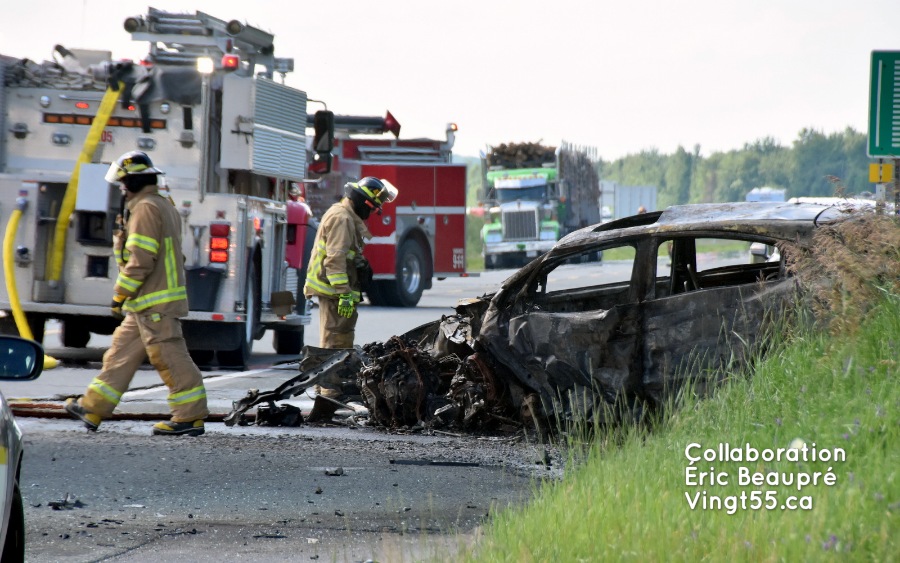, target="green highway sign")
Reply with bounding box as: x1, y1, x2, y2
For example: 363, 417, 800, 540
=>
868, 51, 900, 157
